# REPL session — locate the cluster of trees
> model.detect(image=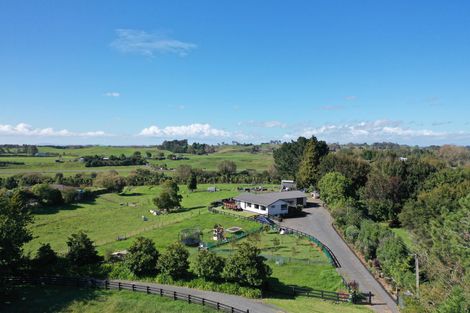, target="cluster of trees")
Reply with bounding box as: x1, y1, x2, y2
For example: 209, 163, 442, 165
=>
158, 139, 216, 155
281, 135, 470, 312
125, 238, 271, 288
0, 144, 39, 155
82, 152, 147, 167
0, 189, 102, 295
